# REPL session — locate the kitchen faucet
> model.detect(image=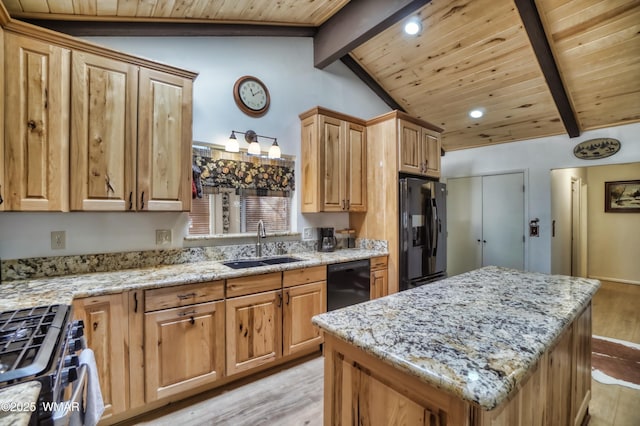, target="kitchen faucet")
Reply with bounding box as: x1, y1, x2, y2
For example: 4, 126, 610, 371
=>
256, 220, 266, 257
